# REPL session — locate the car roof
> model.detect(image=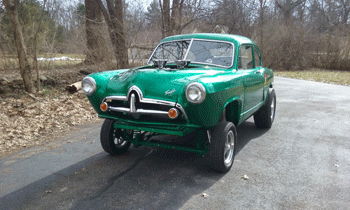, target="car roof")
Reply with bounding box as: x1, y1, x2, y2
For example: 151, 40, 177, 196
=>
161, 33, 255, 46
